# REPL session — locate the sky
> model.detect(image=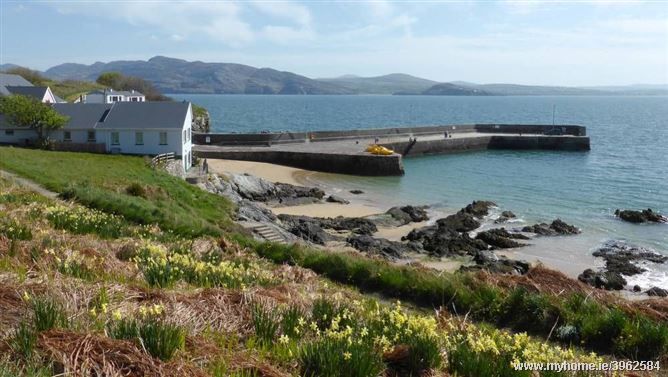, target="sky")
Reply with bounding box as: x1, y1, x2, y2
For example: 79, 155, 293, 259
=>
1, 0, 667, 86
